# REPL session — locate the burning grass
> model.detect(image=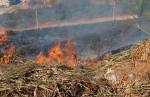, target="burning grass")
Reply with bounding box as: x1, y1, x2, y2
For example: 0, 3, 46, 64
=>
1, 39, 150, 96
0, 45, 16, 64
36, 40, 78, 68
